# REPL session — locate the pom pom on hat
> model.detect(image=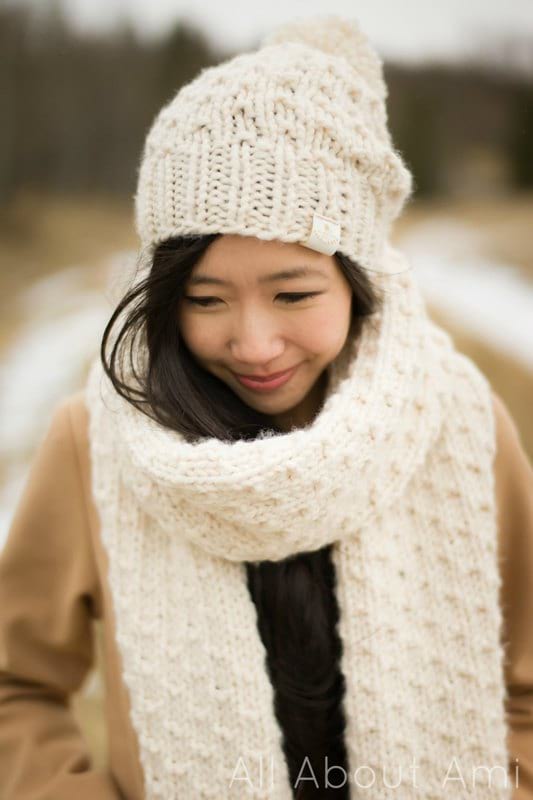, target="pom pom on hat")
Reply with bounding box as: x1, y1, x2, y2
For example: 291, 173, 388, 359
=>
260, 14, 387, 101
